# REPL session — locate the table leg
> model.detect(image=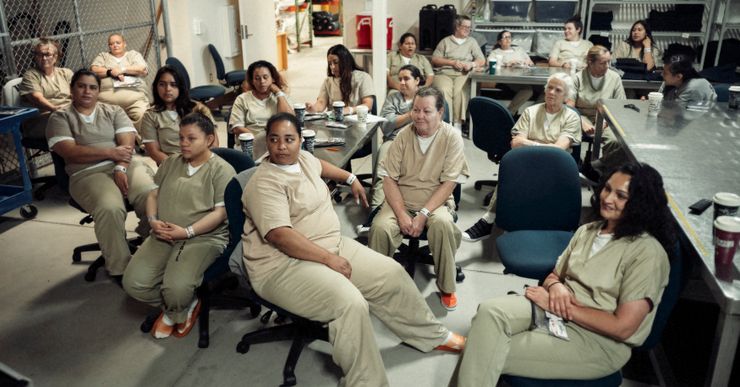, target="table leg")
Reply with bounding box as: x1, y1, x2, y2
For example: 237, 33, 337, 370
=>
705, 310, 740, 387
592, 110, 605, 161
468, 78, 478, 138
